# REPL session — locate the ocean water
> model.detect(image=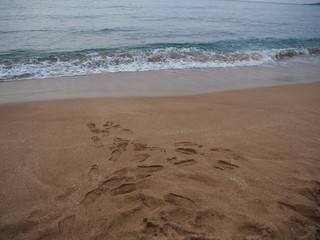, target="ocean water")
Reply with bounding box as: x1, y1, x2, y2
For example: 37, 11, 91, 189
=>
0, 0, 320, 81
